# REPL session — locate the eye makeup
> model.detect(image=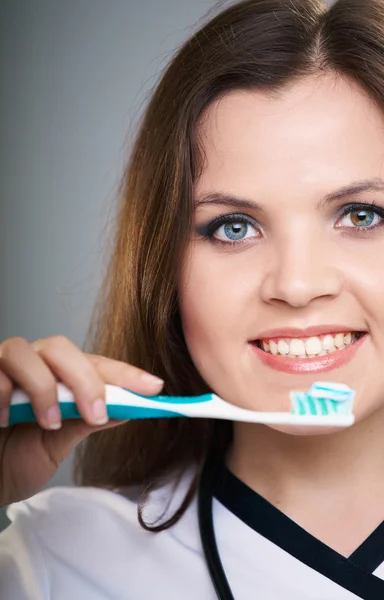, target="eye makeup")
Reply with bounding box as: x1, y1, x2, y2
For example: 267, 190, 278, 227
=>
334, 201, 384, 234
195, 212, 261, 246
194, 201, 384, 247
